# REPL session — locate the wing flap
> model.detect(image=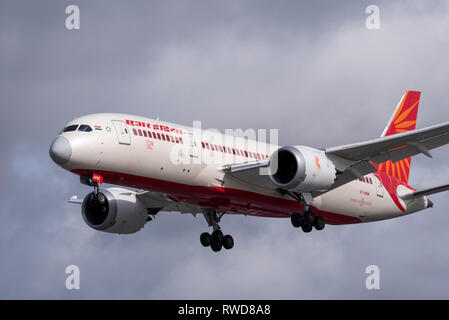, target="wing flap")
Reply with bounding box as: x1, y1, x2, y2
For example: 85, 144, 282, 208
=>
222, 159, 276, 189
136, 190, 202, 215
